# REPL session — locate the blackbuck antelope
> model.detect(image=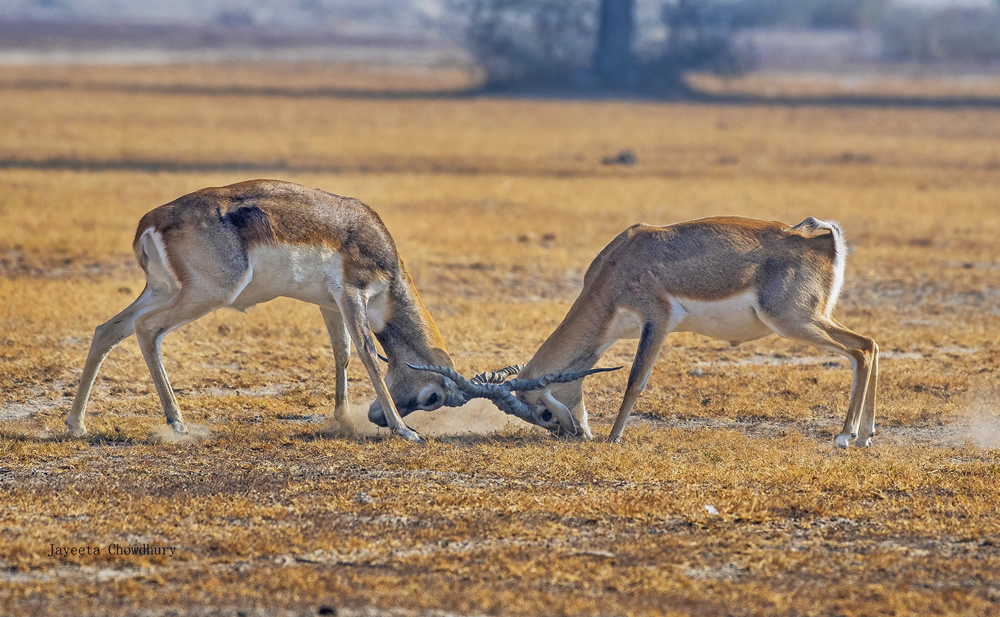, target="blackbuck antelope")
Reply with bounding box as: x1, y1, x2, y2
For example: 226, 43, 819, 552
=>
67, 179, 462, 442
413, 216, 879, 448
